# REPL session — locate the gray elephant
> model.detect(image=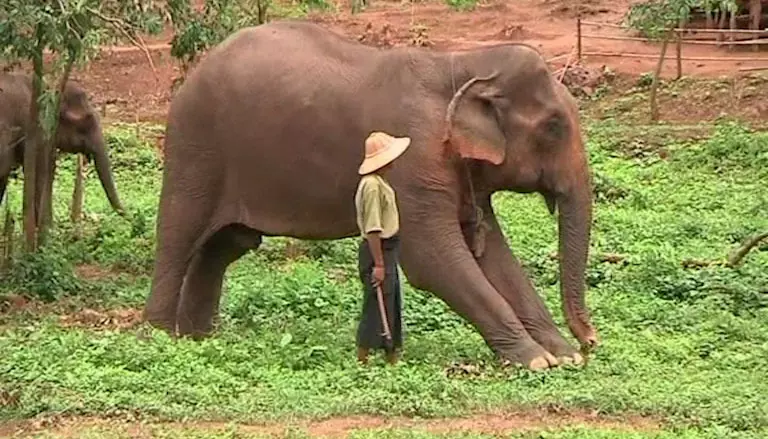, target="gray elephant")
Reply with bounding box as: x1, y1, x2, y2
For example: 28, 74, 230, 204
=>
144, 21, 598, 370
0, 72, 123, 214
